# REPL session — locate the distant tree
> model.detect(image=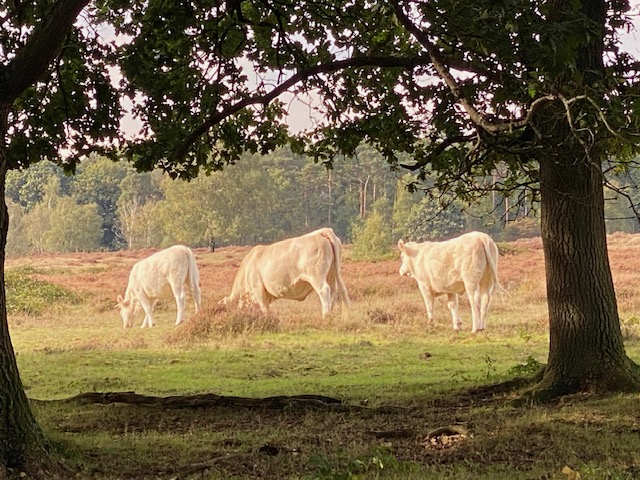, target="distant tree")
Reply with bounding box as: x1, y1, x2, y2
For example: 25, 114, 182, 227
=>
5, 201, 29, 257
603, 173, 640, 234
156, 175, 226, 247
114, 170, 164, 249
404, 197, 467, 242
21, 178, 102, 253
42, 197, 103, 252
118, 170, 163, 206
70, 156, 130, 249
115, 200, 165, 249
392, 176, 421, 240
350, 198, 394, 261
6, 161, 69, 211
22, 178, 61, 253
